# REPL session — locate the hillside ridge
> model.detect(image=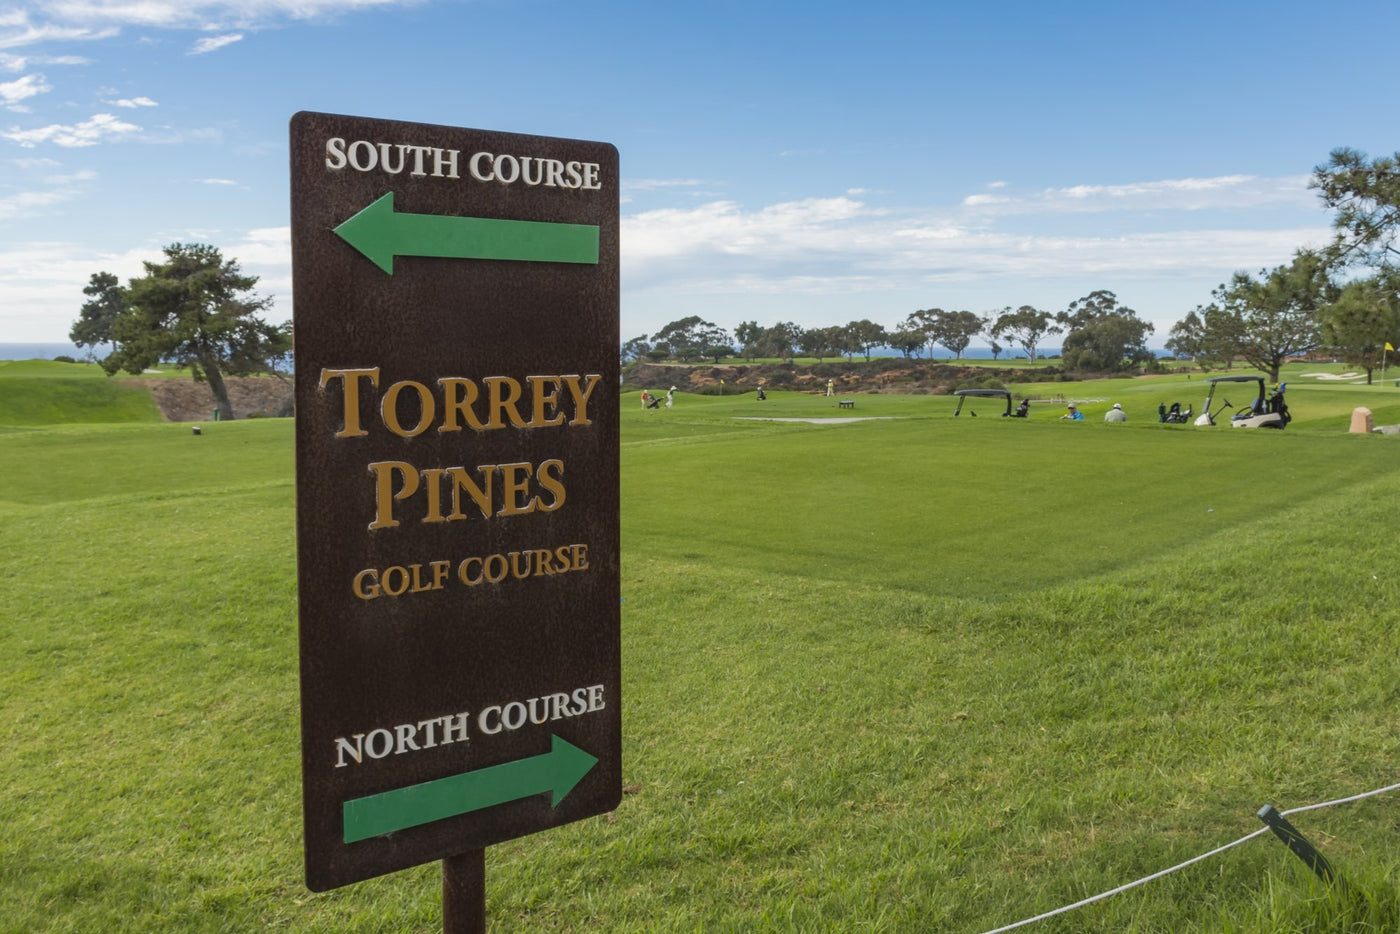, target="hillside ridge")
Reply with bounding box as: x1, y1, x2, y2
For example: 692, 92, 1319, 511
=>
625, 360, 1024, 395
138, 376, 294, 421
